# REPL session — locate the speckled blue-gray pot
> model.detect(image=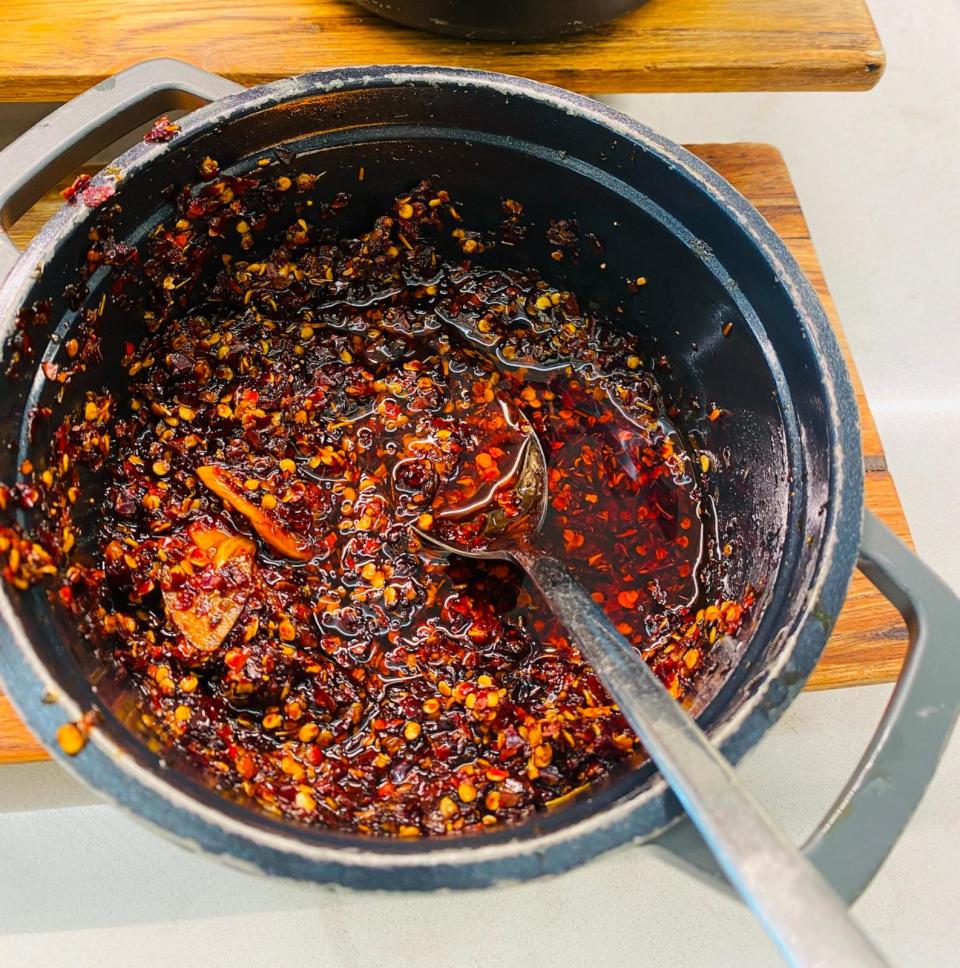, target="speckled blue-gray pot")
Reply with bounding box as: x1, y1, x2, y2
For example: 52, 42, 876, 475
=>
0, 64, 863, 890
